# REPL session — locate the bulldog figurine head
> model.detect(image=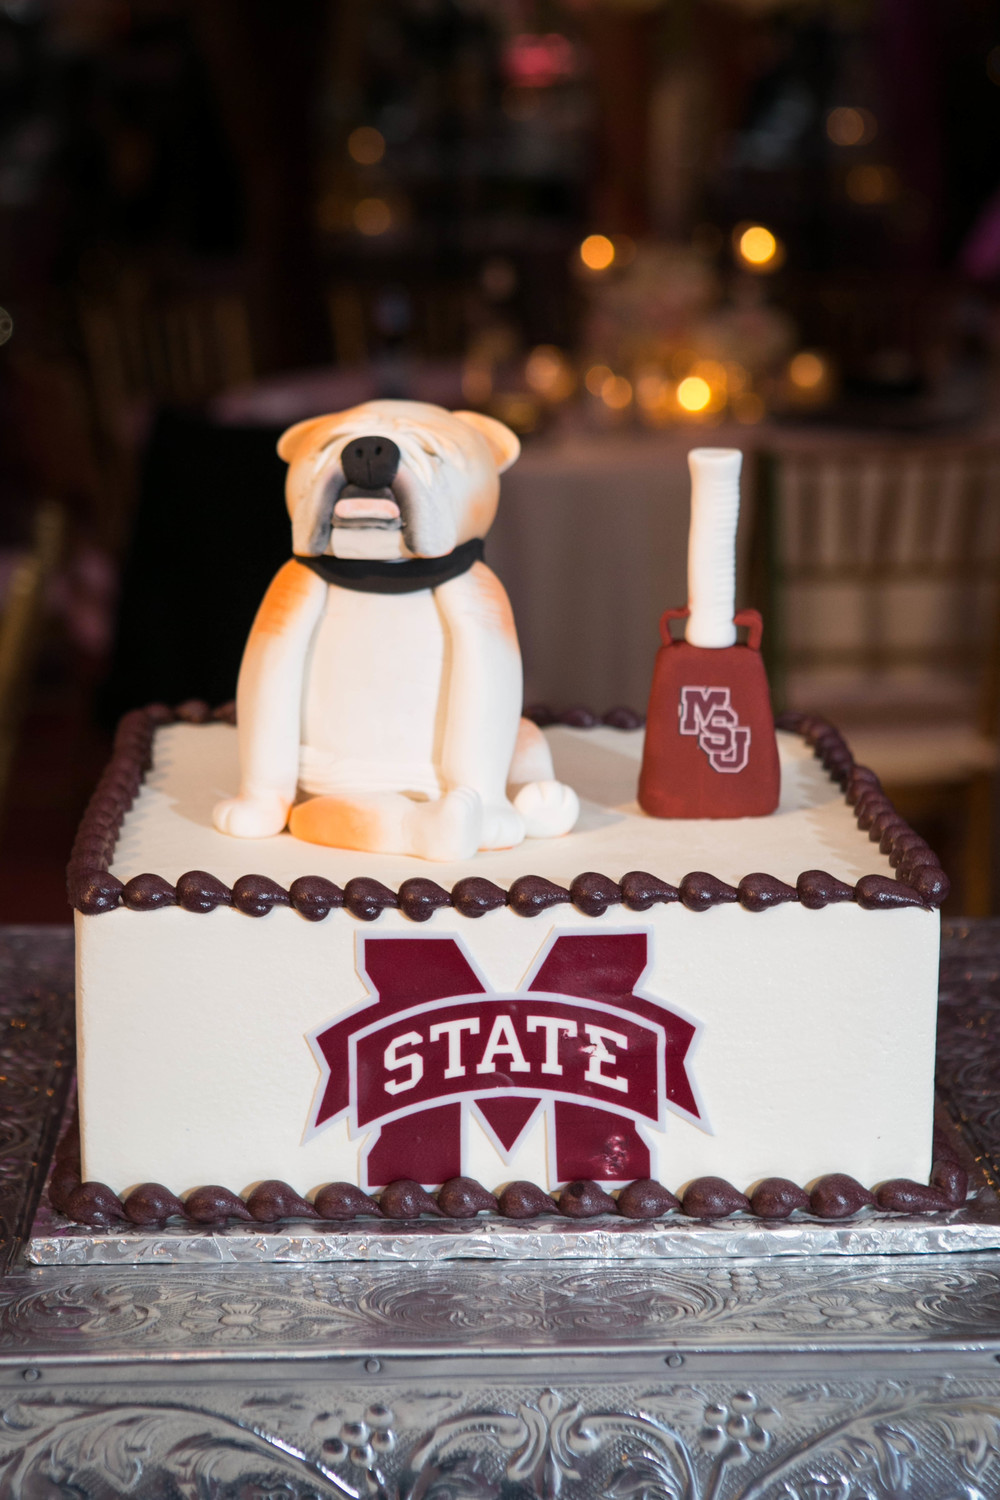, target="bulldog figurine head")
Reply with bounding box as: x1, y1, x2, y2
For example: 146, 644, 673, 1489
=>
278, 400, 520, 562
213, 399, 579, 861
